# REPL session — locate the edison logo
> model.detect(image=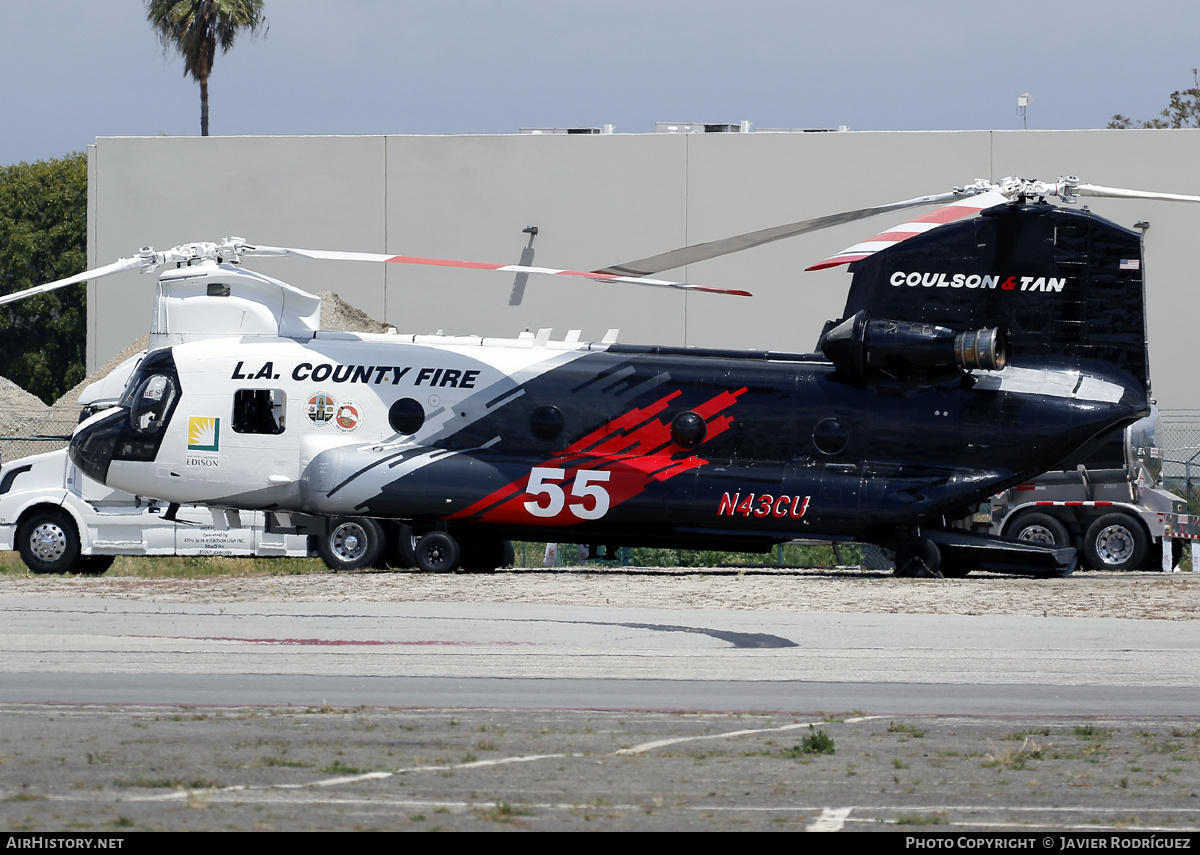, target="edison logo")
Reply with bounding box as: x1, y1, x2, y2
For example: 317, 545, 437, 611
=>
188, 417, 220, 452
